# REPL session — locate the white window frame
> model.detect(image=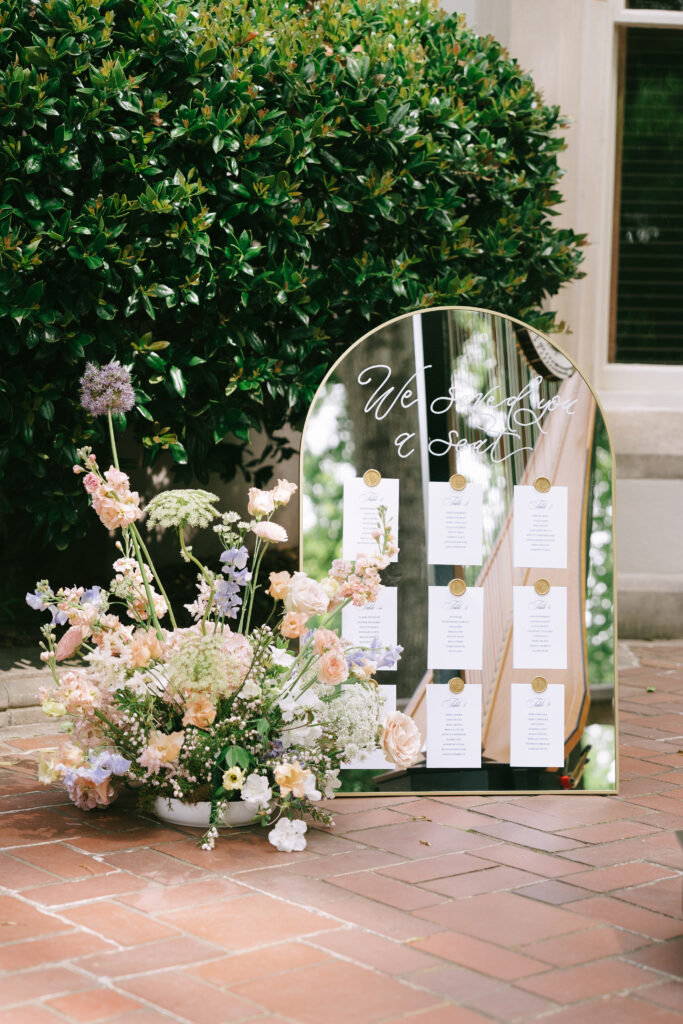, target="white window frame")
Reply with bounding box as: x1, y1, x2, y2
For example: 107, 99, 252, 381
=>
597, 0, 683, 397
